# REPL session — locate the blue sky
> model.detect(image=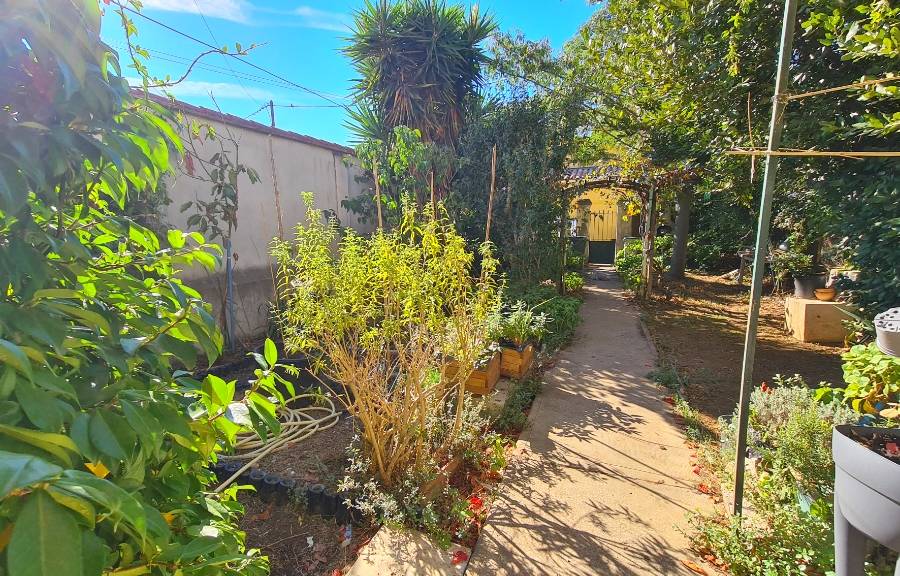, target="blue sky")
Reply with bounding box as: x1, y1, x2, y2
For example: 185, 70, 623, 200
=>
102, 0, 597, 146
